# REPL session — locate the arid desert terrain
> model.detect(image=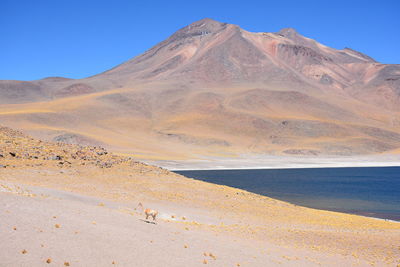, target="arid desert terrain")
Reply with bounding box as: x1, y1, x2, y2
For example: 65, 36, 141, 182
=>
1, 19, 400, 164
1, 18, 400, 267
1, 126, 399, 266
